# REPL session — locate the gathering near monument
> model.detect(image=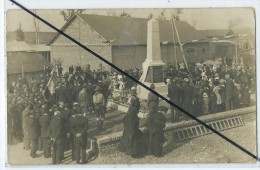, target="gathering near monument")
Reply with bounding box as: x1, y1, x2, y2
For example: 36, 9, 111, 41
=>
6, 9, 256, 164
